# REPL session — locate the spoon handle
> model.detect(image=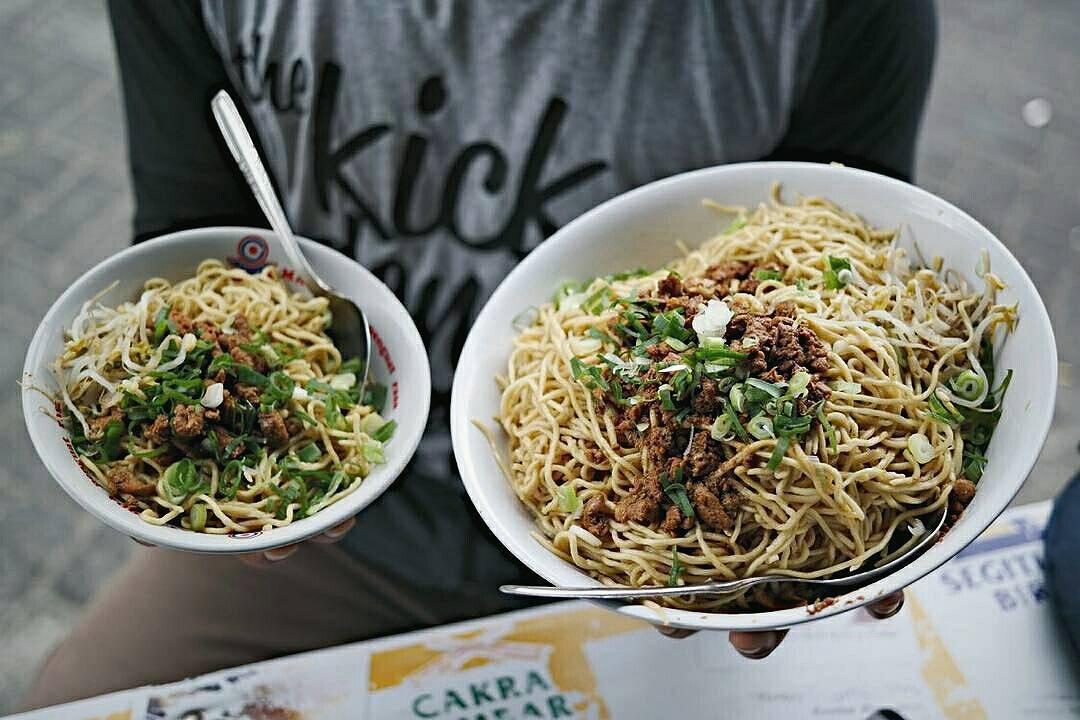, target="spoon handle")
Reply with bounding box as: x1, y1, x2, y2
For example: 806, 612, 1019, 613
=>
501, 508, 947, 601
210, 90, 324, 292
500, 575, 784, 600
